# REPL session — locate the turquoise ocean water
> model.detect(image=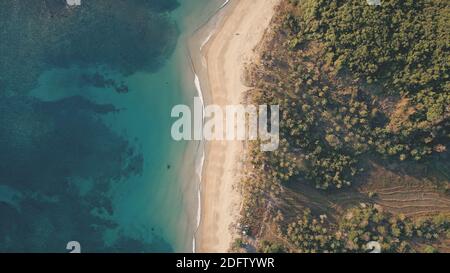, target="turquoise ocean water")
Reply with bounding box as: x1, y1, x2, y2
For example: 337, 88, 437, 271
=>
0, 0, 225, 252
